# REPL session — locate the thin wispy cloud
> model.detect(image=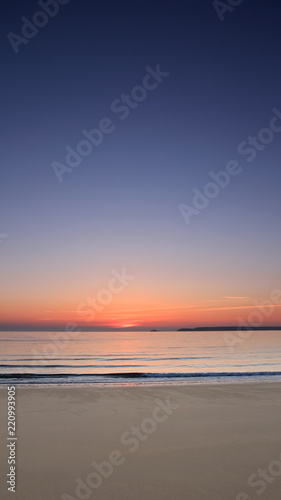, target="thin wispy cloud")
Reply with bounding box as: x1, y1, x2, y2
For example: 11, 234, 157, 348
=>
223, 296, 249, 300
